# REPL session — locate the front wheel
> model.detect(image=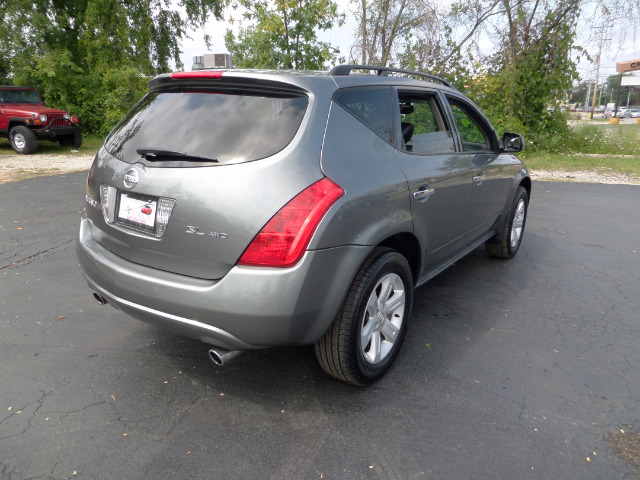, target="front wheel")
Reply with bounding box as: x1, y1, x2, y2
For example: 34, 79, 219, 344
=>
315, 248, 413, 386
9, 126, 38, 154
485, 185, 528, 259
